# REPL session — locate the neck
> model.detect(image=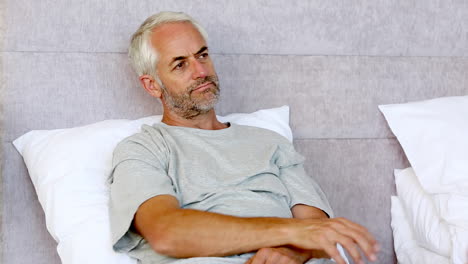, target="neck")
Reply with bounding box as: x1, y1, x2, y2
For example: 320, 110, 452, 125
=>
161, 107, 227, 130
